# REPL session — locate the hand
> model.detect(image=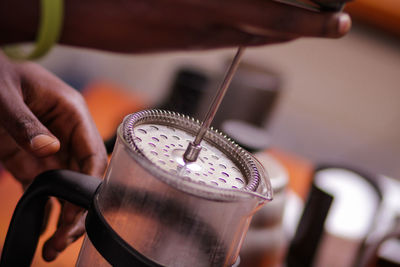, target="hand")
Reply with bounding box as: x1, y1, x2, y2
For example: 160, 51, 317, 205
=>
59, 0, 352, 52
0, 52, 108, 261
0, 0, 352, 53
